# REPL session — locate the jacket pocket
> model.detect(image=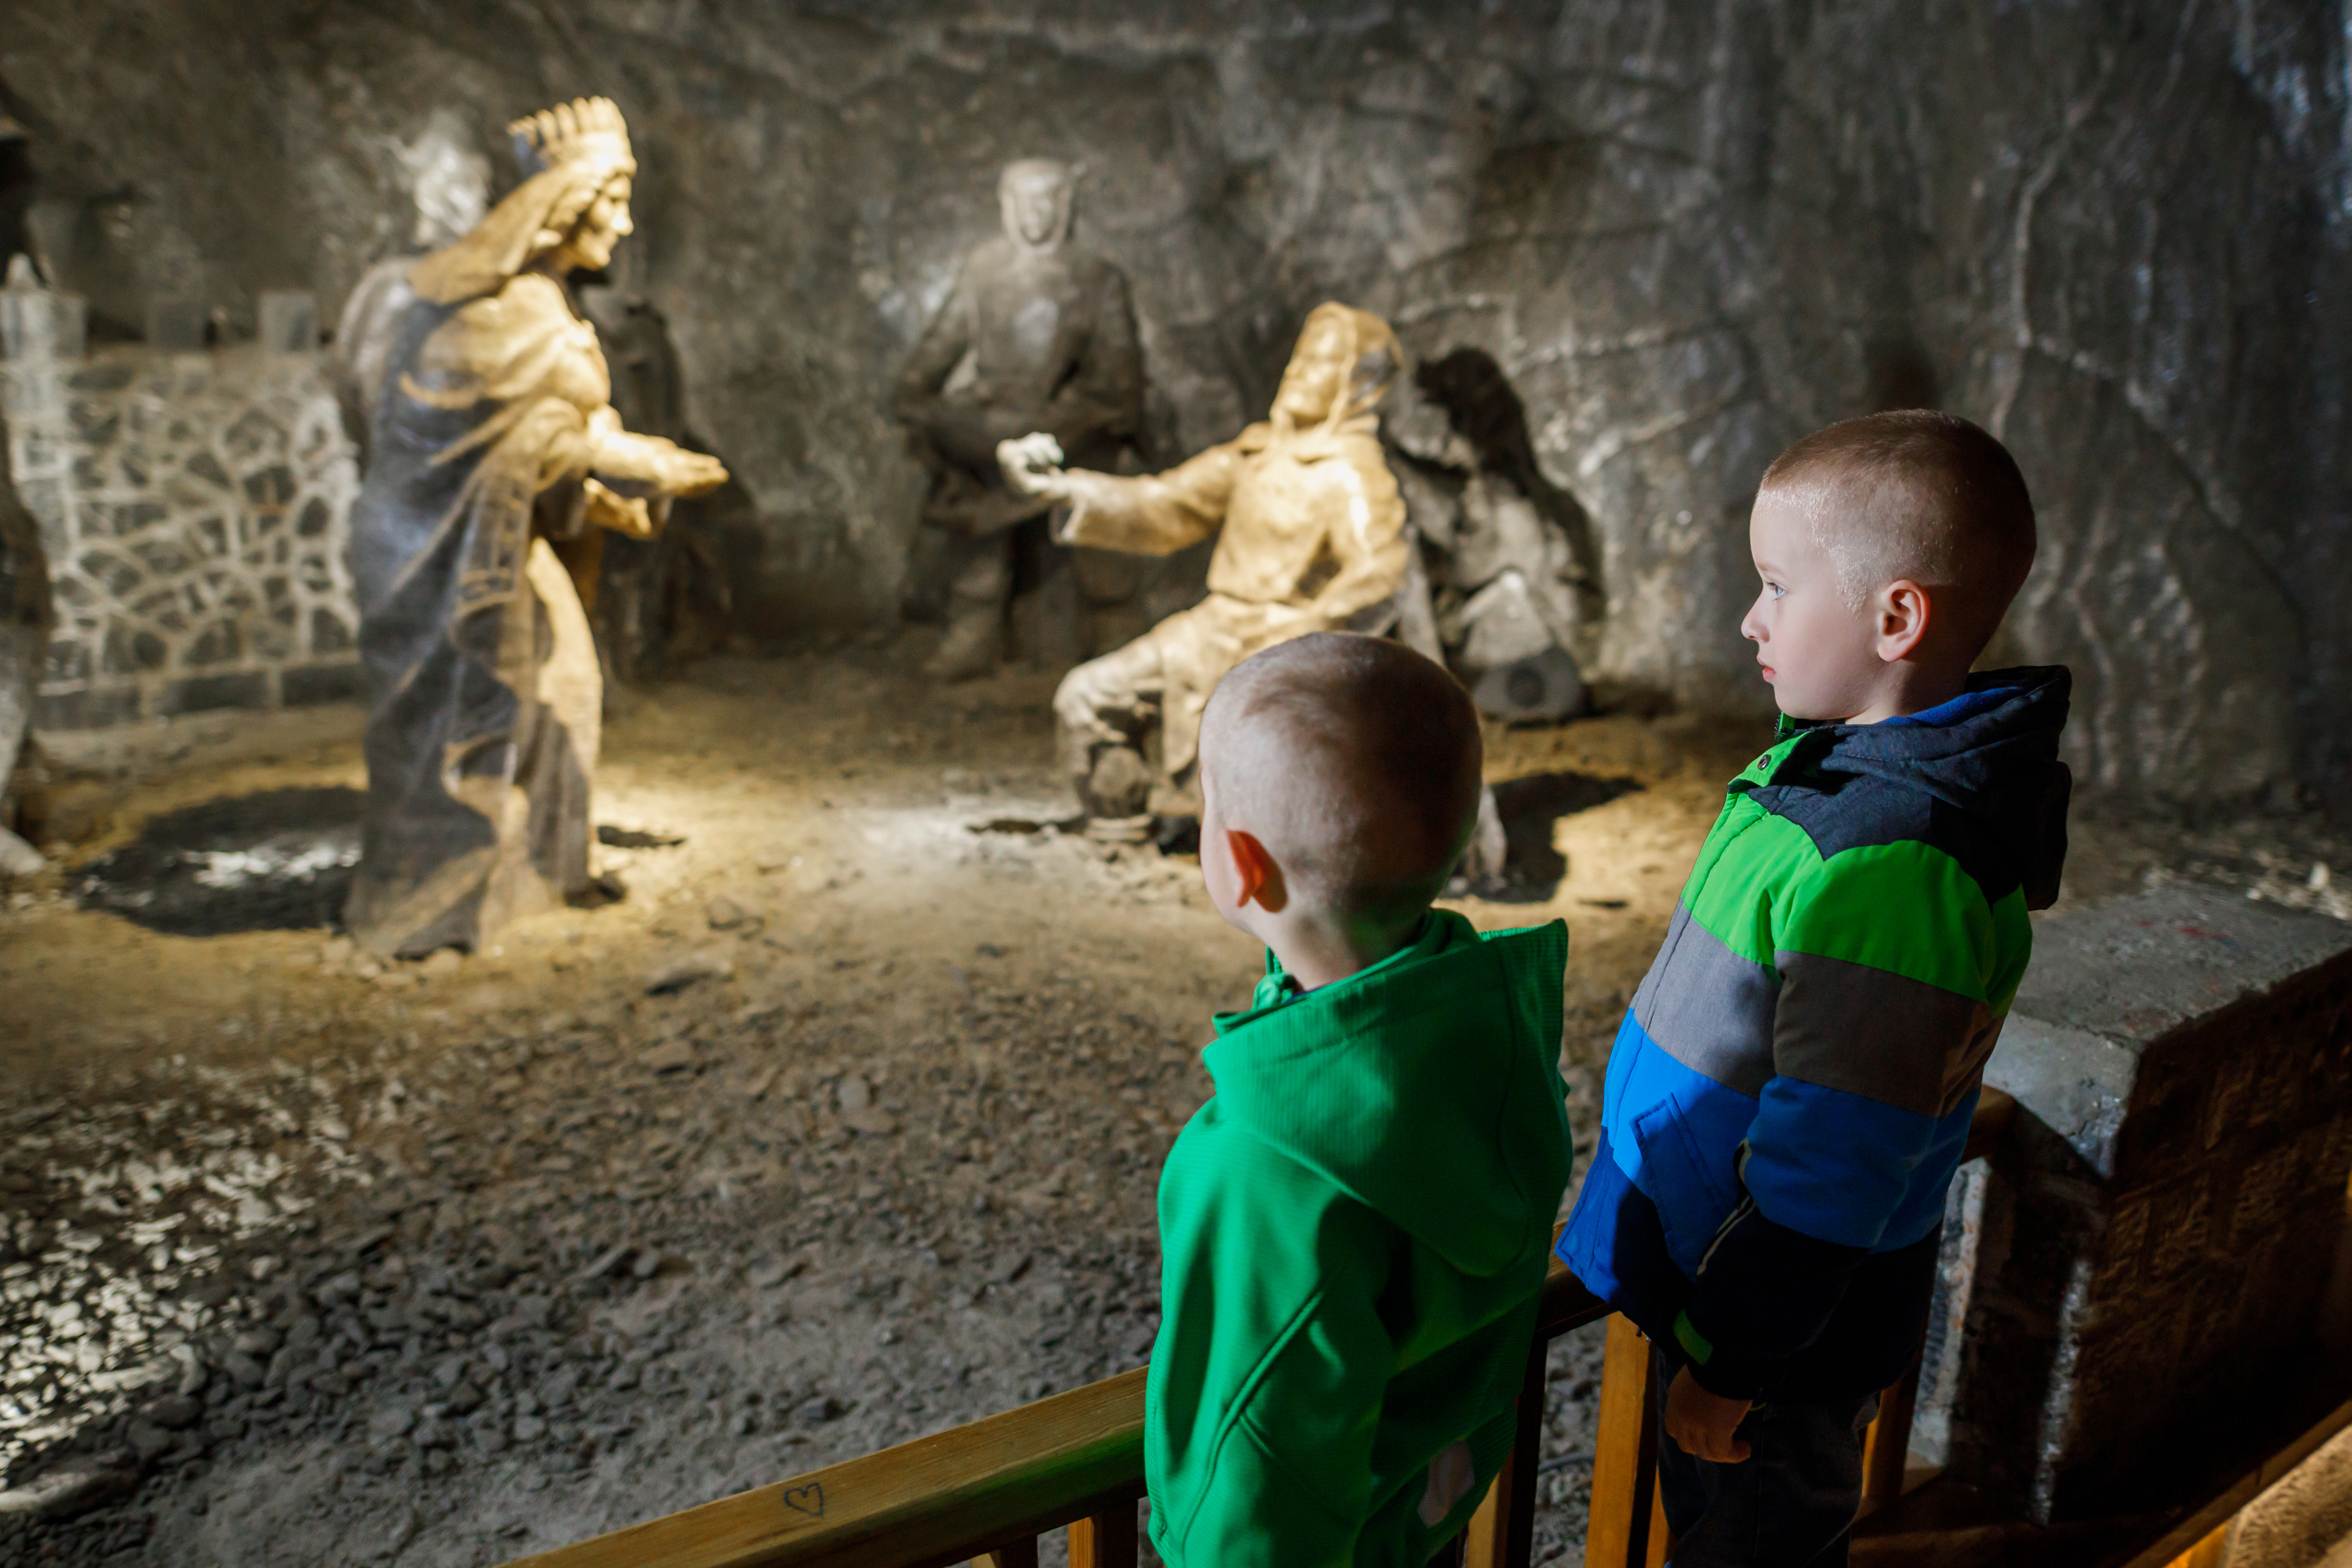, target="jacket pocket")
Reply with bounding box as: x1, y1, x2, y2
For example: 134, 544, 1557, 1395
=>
1630, 1096, 1736, 1276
